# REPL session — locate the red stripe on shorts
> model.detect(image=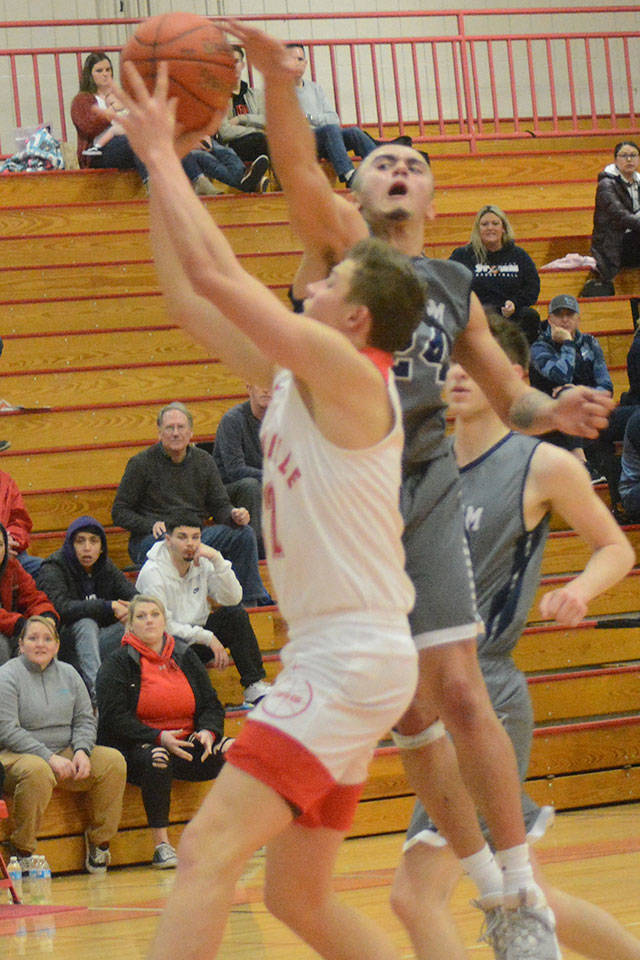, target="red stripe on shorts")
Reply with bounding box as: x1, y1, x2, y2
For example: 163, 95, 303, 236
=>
227, 719, 364, 831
